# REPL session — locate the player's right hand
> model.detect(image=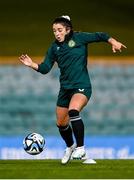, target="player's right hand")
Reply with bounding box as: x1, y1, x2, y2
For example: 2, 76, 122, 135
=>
19, 54, 33, 67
